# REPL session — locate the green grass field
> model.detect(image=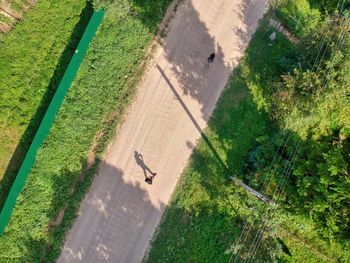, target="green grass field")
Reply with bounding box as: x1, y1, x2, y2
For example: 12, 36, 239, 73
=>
0, 0, 171, 262
146, 13, 348, 262
0, 0, 92, 209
